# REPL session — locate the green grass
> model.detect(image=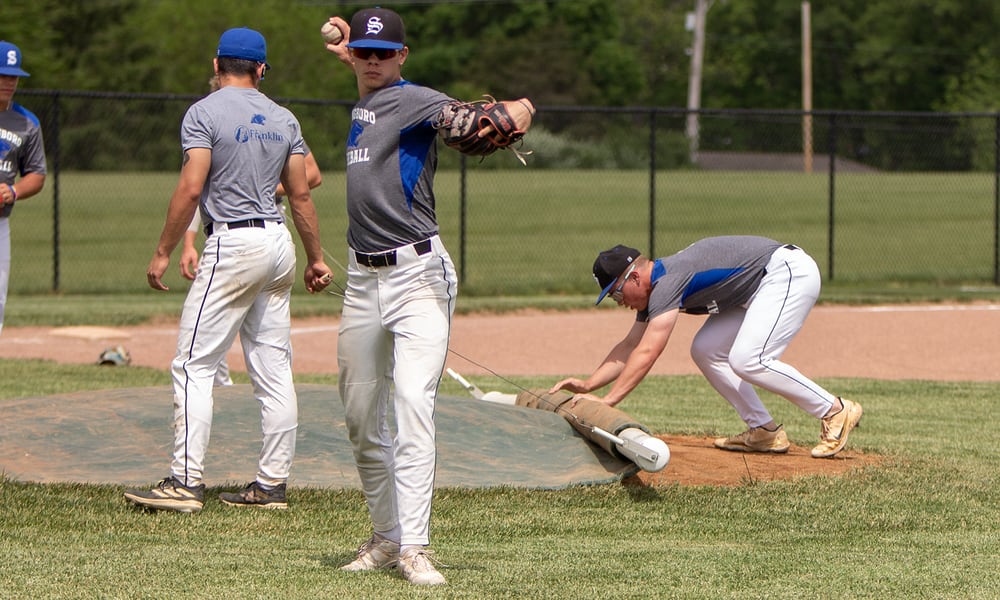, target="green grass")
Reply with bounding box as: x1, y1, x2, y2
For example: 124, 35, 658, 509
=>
4, 167, 1000, 596
9, 169, 1000, 300
1, 360, 998, 598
